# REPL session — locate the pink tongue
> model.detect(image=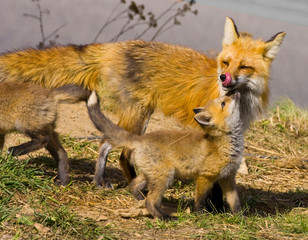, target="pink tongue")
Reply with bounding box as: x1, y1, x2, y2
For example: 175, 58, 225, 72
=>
222, 72, 232, 86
